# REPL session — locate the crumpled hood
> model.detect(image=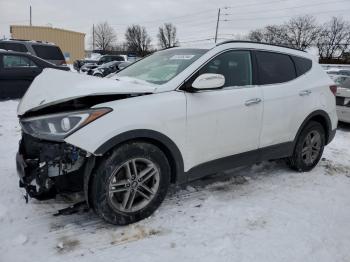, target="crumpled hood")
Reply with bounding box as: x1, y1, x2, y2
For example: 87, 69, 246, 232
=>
17, 68, 157, 115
